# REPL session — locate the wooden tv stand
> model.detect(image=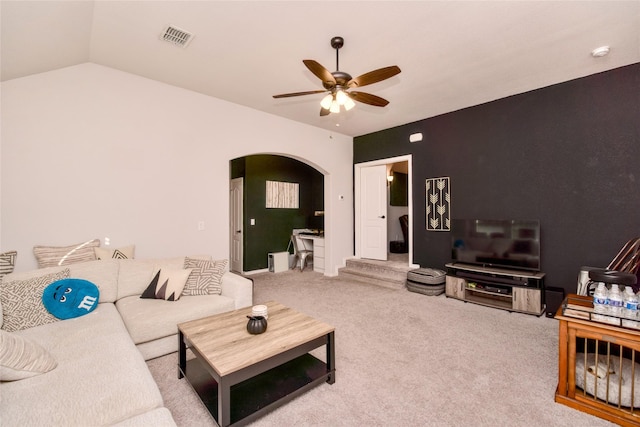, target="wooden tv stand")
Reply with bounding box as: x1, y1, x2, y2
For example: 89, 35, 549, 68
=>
445, 262, 545, 316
